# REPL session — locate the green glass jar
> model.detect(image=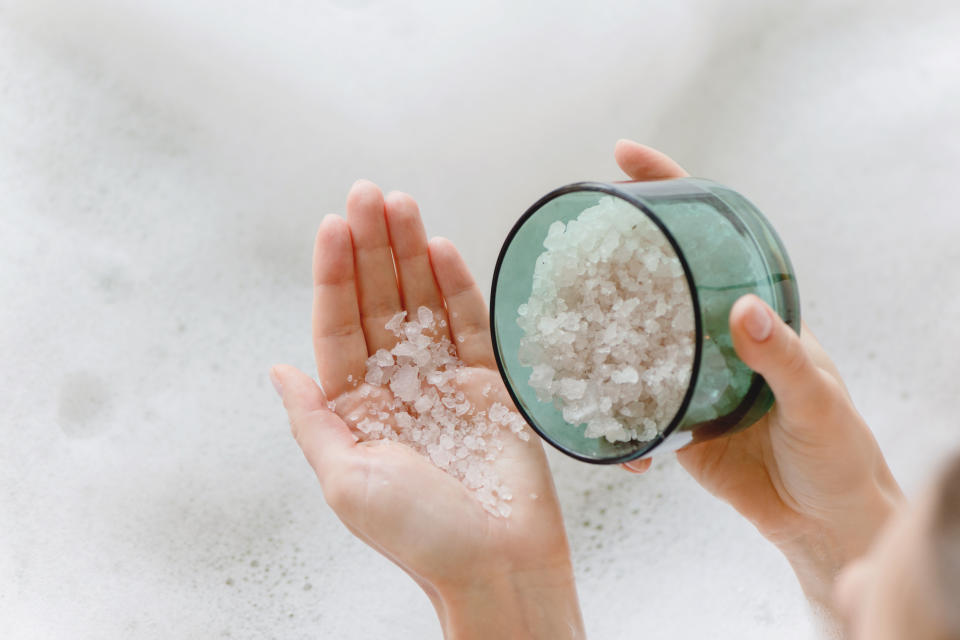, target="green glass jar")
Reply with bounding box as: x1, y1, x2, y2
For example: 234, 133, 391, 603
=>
490, 178, 800, 464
